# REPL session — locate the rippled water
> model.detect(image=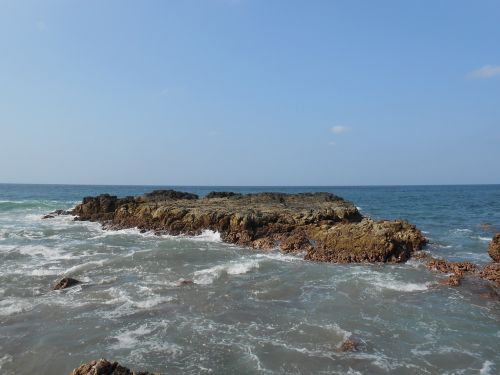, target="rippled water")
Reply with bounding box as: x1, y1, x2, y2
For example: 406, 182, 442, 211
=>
0, 184, 499, 374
